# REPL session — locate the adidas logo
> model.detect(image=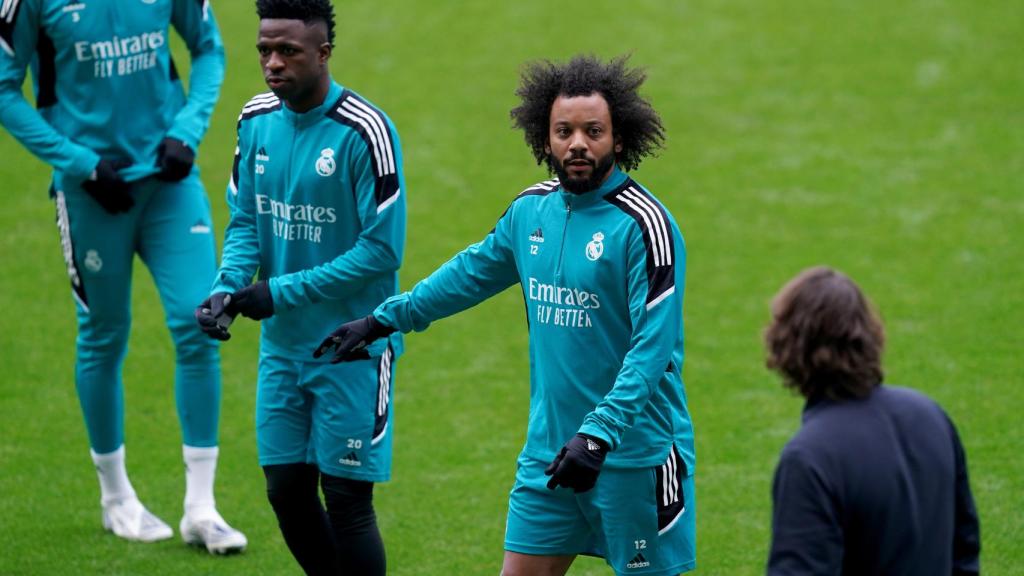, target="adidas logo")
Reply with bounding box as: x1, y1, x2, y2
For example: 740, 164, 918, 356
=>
586, 438, 601, 451
626, 552, 650, 569
189, 219, 211, 234
338, 451, 362, 467
256, 146, 270, 162
529, 228, 544, 243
